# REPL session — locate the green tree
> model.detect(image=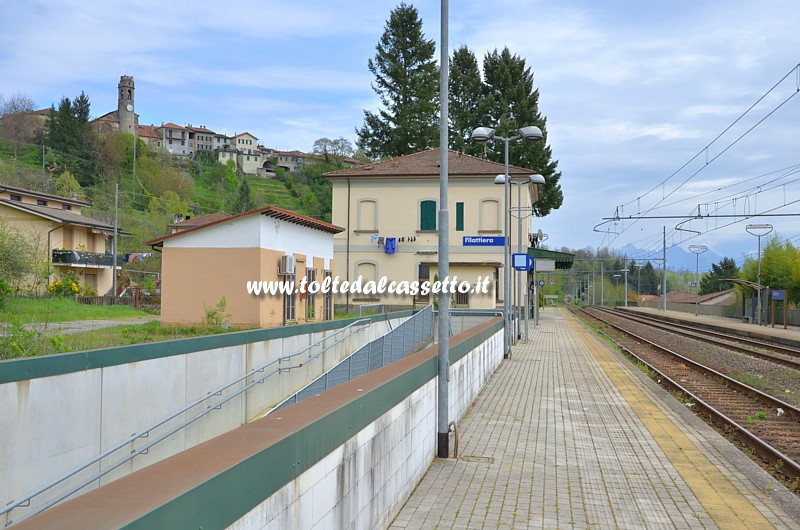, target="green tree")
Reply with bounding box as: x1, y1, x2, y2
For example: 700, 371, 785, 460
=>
52, 169, 82, 198
0, 92, 36, 166
356, 3, 439, 159
698, 257, 739, 295
0, 220, 35, 298
312, 137, 354, 167
478, 48, 563, 217
640, 262, 660, 296
232, 178, 255, 213
448, 46, 483, 154
44, 92, 97, 185
741, 236, 798, 303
